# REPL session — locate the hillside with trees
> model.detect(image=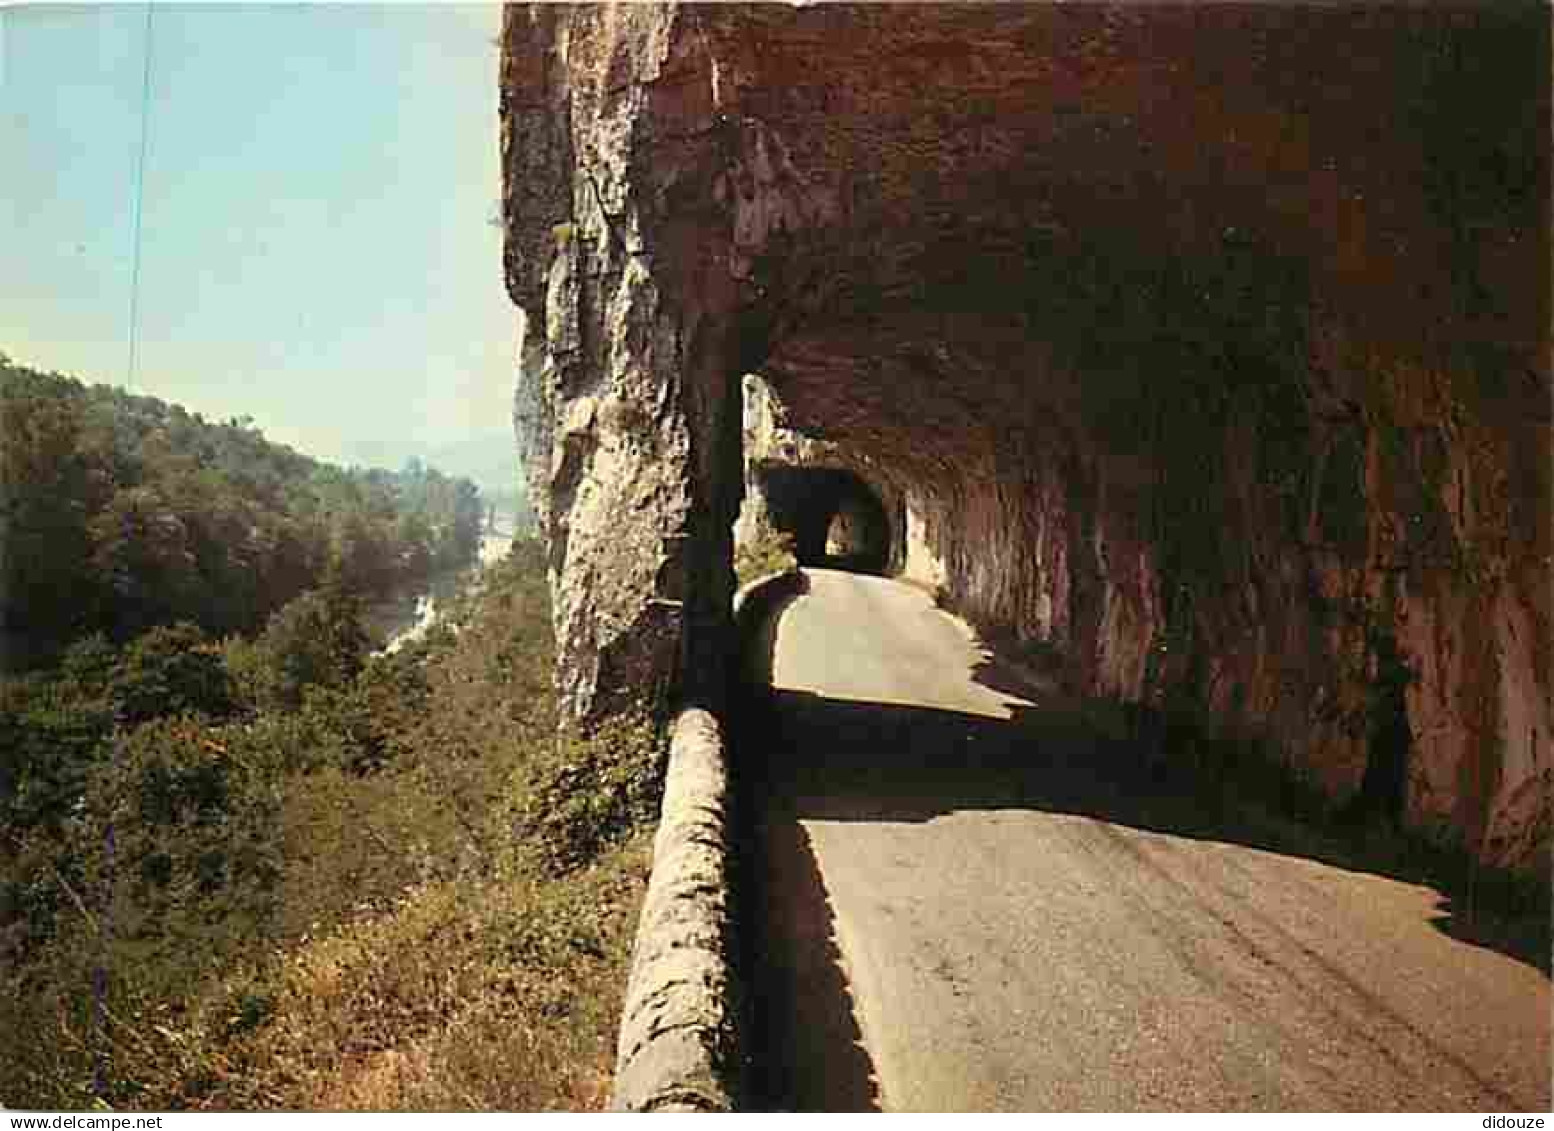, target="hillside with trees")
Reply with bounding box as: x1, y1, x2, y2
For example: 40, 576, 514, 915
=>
1, 542, 659, 1108
1, 355, 659, 1108
1, 353, 484, 666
